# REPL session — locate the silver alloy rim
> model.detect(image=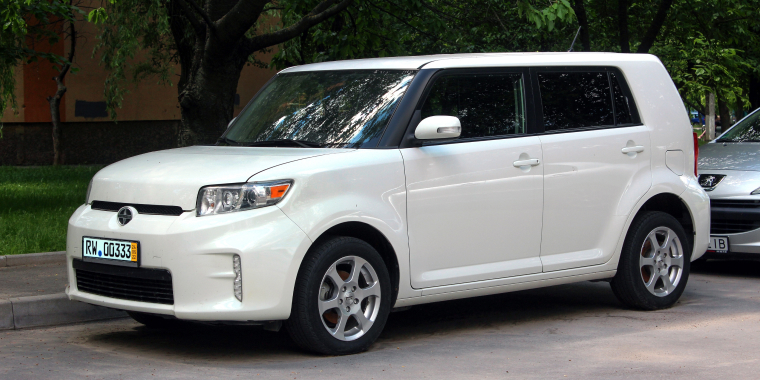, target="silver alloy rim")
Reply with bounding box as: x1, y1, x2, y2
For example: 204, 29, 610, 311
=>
318, 256, 381, 341
639, 227, 684, 297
